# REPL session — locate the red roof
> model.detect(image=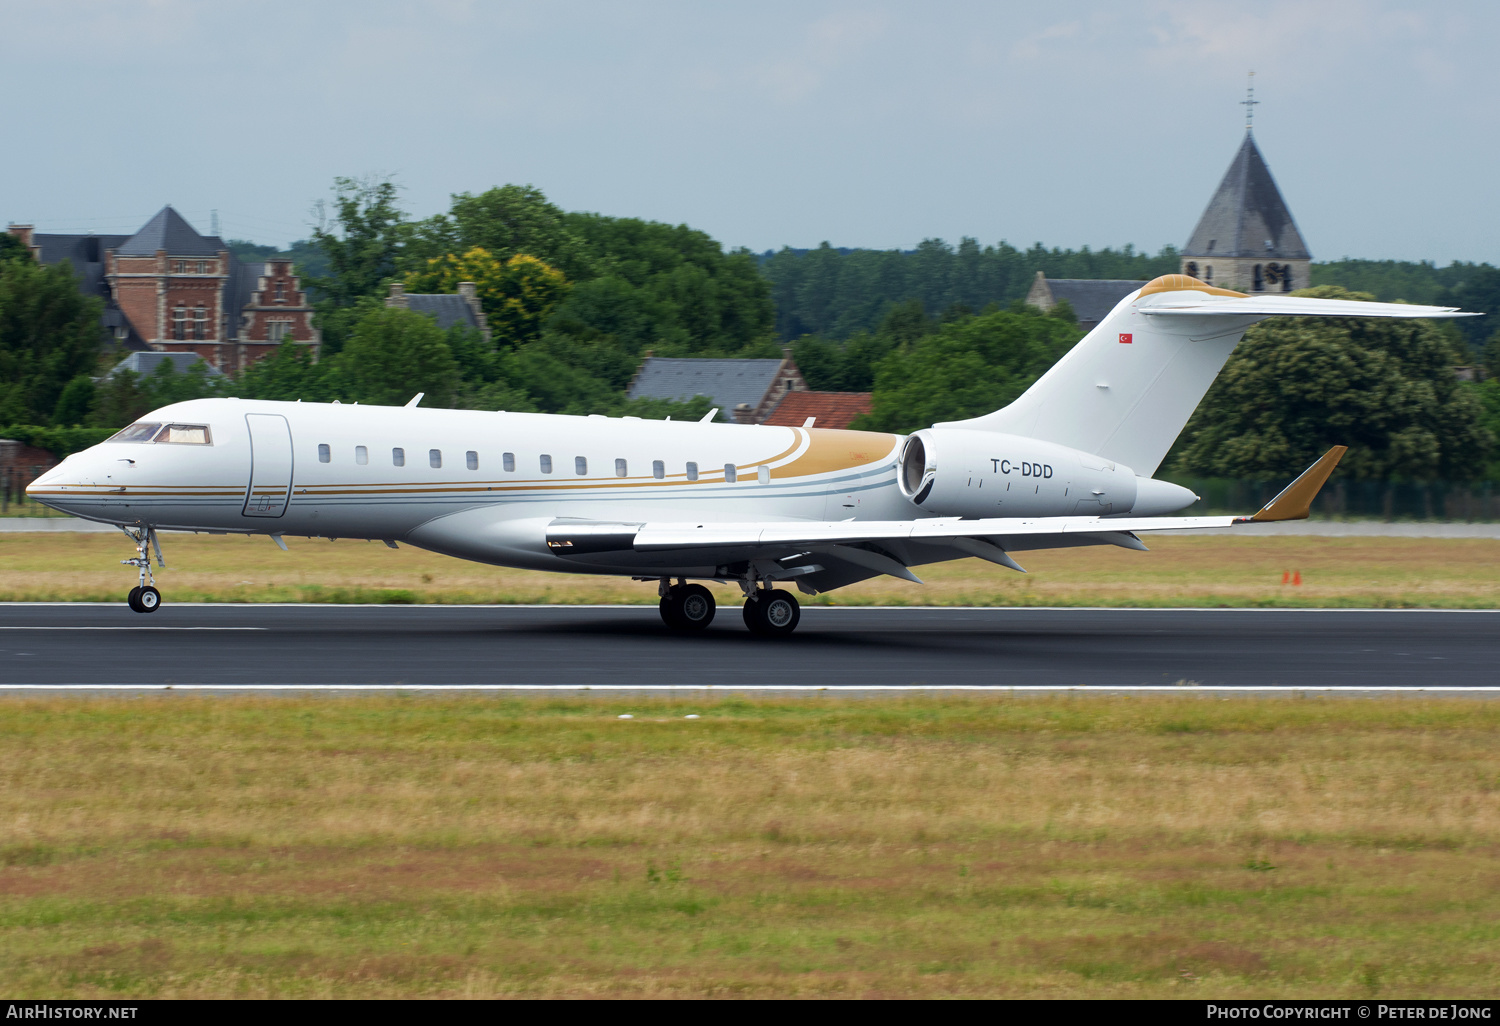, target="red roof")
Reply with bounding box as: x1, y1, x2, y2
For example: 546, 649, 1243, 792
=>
762, 391, 873, 429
